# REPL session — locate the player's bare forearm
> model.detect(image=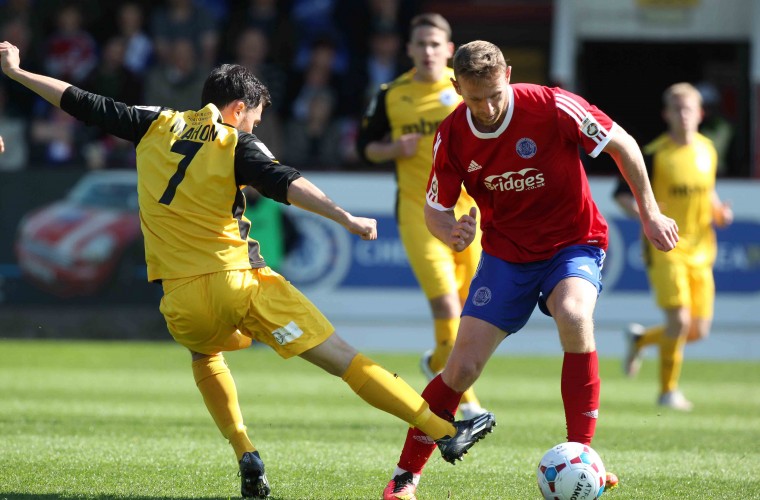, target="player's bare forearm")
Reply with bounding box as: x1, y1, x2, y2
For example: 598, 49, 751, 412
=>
364, 141, 399, 163
604, 129, 660, 223
0, 41, 70, 107
287, 177, 377, 240
604, 128, 679, 251
364, 133, 421, 162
